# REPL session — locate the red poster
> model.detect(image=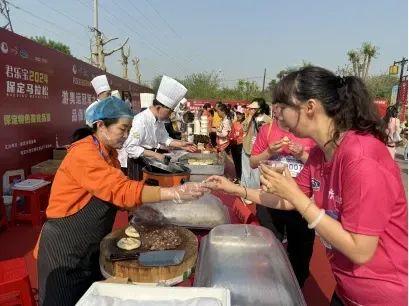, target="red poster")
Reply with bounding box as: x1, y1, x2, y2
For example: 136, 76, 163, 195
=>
0, 29, 152, 195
